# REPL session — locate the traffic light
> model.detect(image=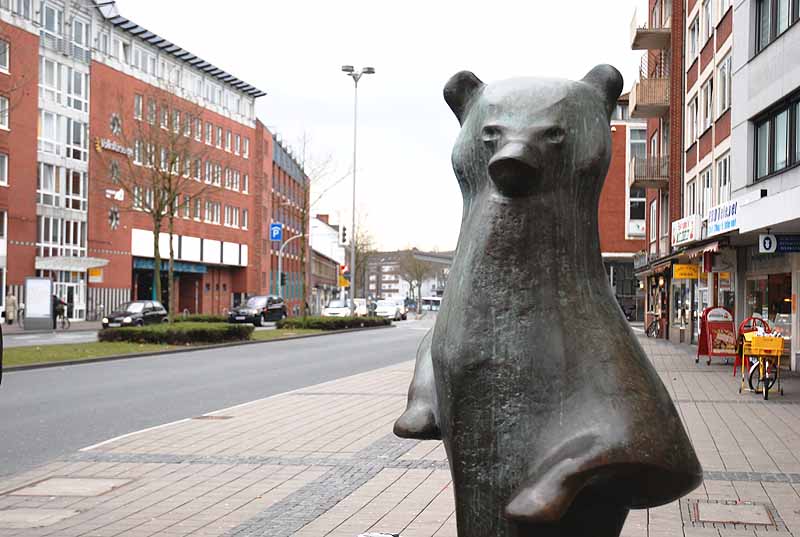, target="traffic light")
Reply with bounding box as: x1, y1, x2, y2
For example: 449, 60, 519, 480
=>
339, 225, 348, 246
280, 272, 287, 286
338, 265, 350, 288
